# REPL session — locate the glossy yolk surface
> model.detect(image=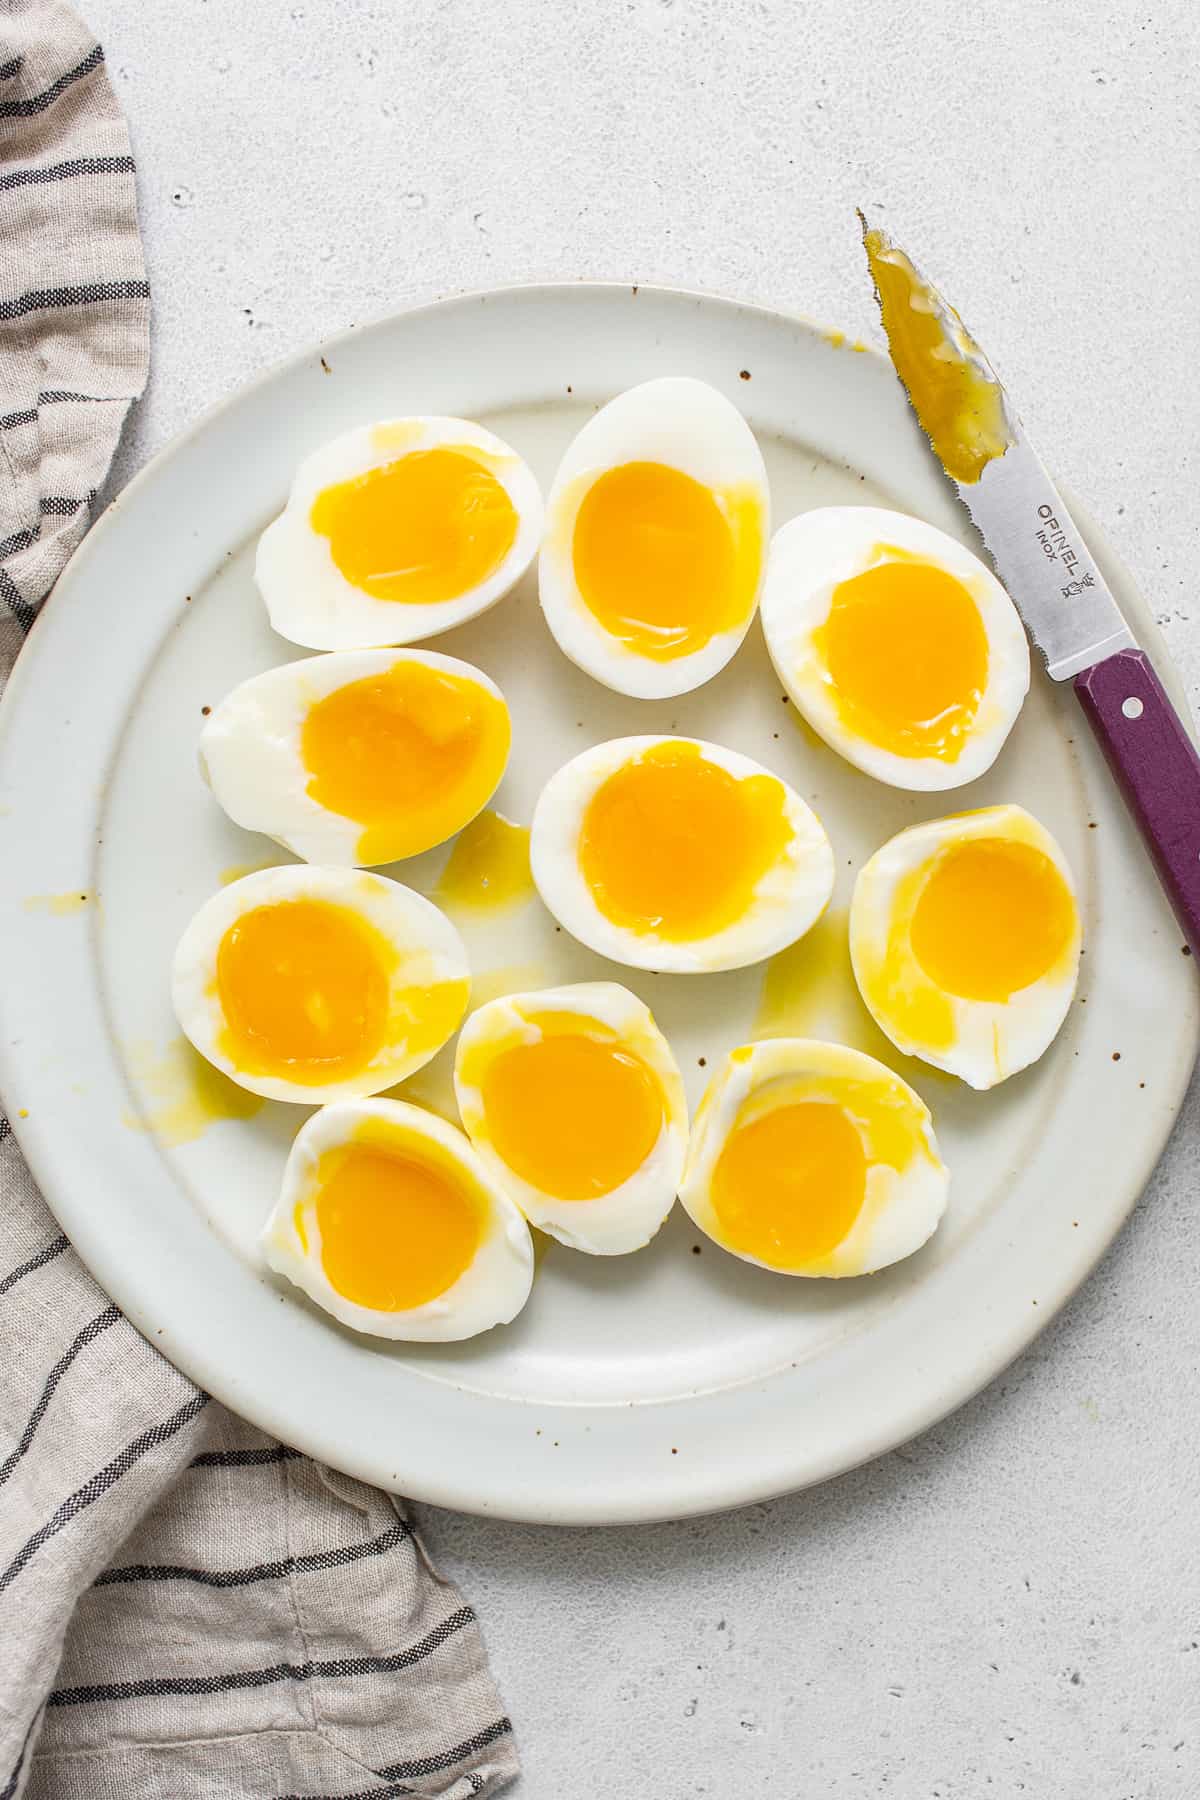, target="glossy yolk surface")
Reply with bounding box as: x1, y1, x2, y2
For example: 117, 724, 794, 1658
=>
711, 1098, 866, 1268
216, 899, 392, 1082
301, 661, 510, 863
862, 225, 1011, 484
911, 837, 1075, 1002
572, 461, 762, 660
818, 551, 989, 761
310, 447, 518, 605
478, 1013, 664, 1199
579, 740, 791, 941
313, 1140, 483, 1310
